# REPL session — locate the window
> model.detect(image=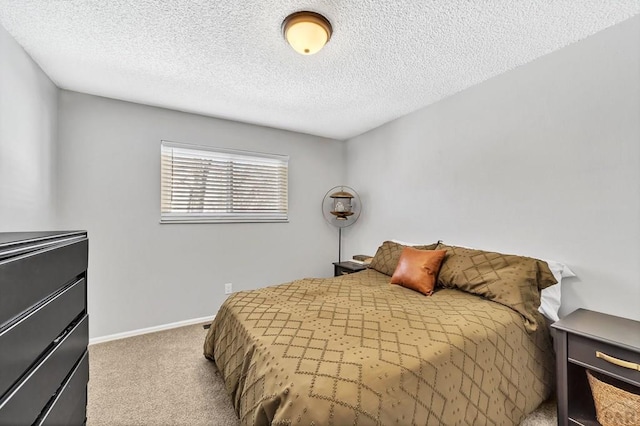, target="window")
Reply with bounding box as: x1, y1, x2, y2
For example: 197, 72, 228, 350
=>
161, 141, 289, 223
